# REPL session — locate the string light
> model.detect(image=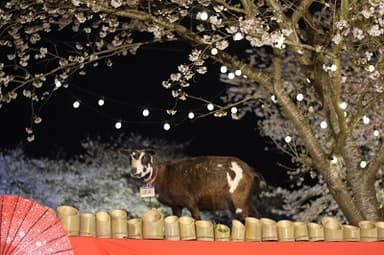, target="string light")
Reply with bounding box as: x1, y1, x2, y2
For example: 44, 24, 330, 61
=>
320, 120, 328, 129
163, 122, 171, 131
142, 108, 150, 117
54, 79, 62, 88
360, 161, 367, 168
363, 115, 370, 125
284, 135, 292, 143
235, 69, 242, 76
198, 11, 208, 21
296, 93, 304, 102
115, 121, 122, 129
98, 98, 105, 106
210, 48, 218, 55
331, 156, 338, 164
220, 65, 228, 73
330, 64, 337, 72
188, 112, 195, 119
374, 130, 380, 137
227, 72, 235, 79
339, 101, 347, 110
73, 100, 80, 109
207, 103, 214, 111
233, 32, 243, 41
271, 95, 277, 103
230, 107, 238, 114
368, 65, 375, 72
